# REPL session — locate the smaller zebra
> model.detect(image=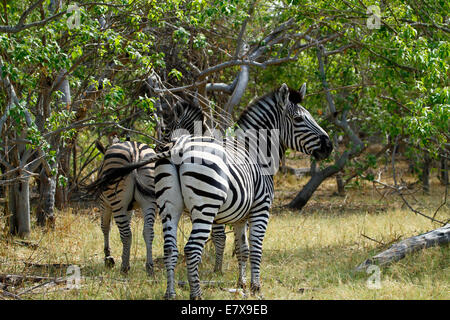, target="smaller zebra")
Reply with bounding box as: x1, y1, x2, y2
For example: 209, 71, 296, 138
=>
87, 101, 227, 275
93, 139, 157, 275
